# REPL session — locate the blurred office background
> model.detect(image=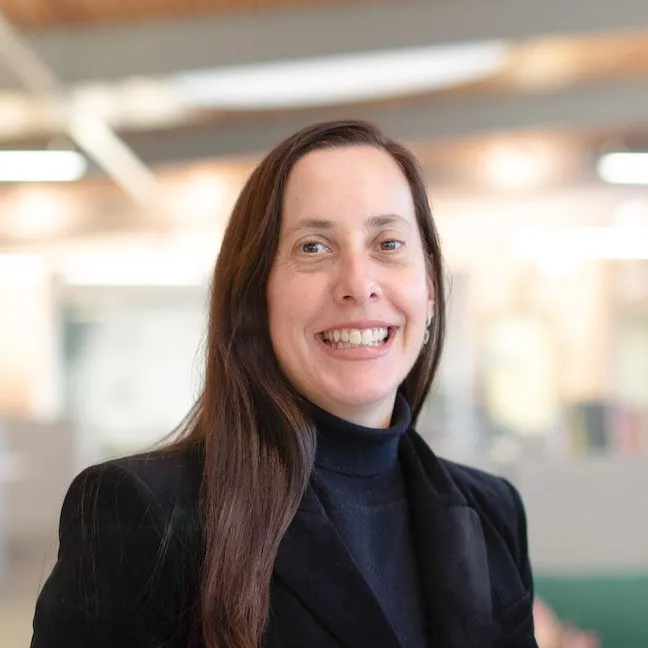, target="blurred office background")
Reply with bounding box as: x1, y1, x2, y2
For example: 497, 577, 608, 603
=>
0, 1, 647, 646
